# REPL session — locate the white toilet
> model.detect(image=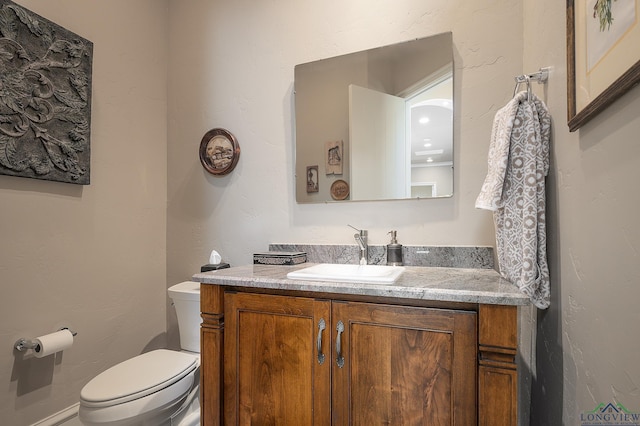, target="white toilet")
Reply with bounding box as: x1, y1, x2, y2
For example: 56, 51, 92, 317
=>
78, 281, 202, 426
